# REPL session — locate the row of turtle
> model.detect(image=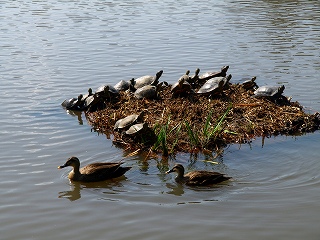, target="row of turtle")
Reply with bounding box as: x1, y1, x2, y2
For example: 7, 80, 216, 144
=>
61, 66, 286, 112
61, 70, 164, 112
